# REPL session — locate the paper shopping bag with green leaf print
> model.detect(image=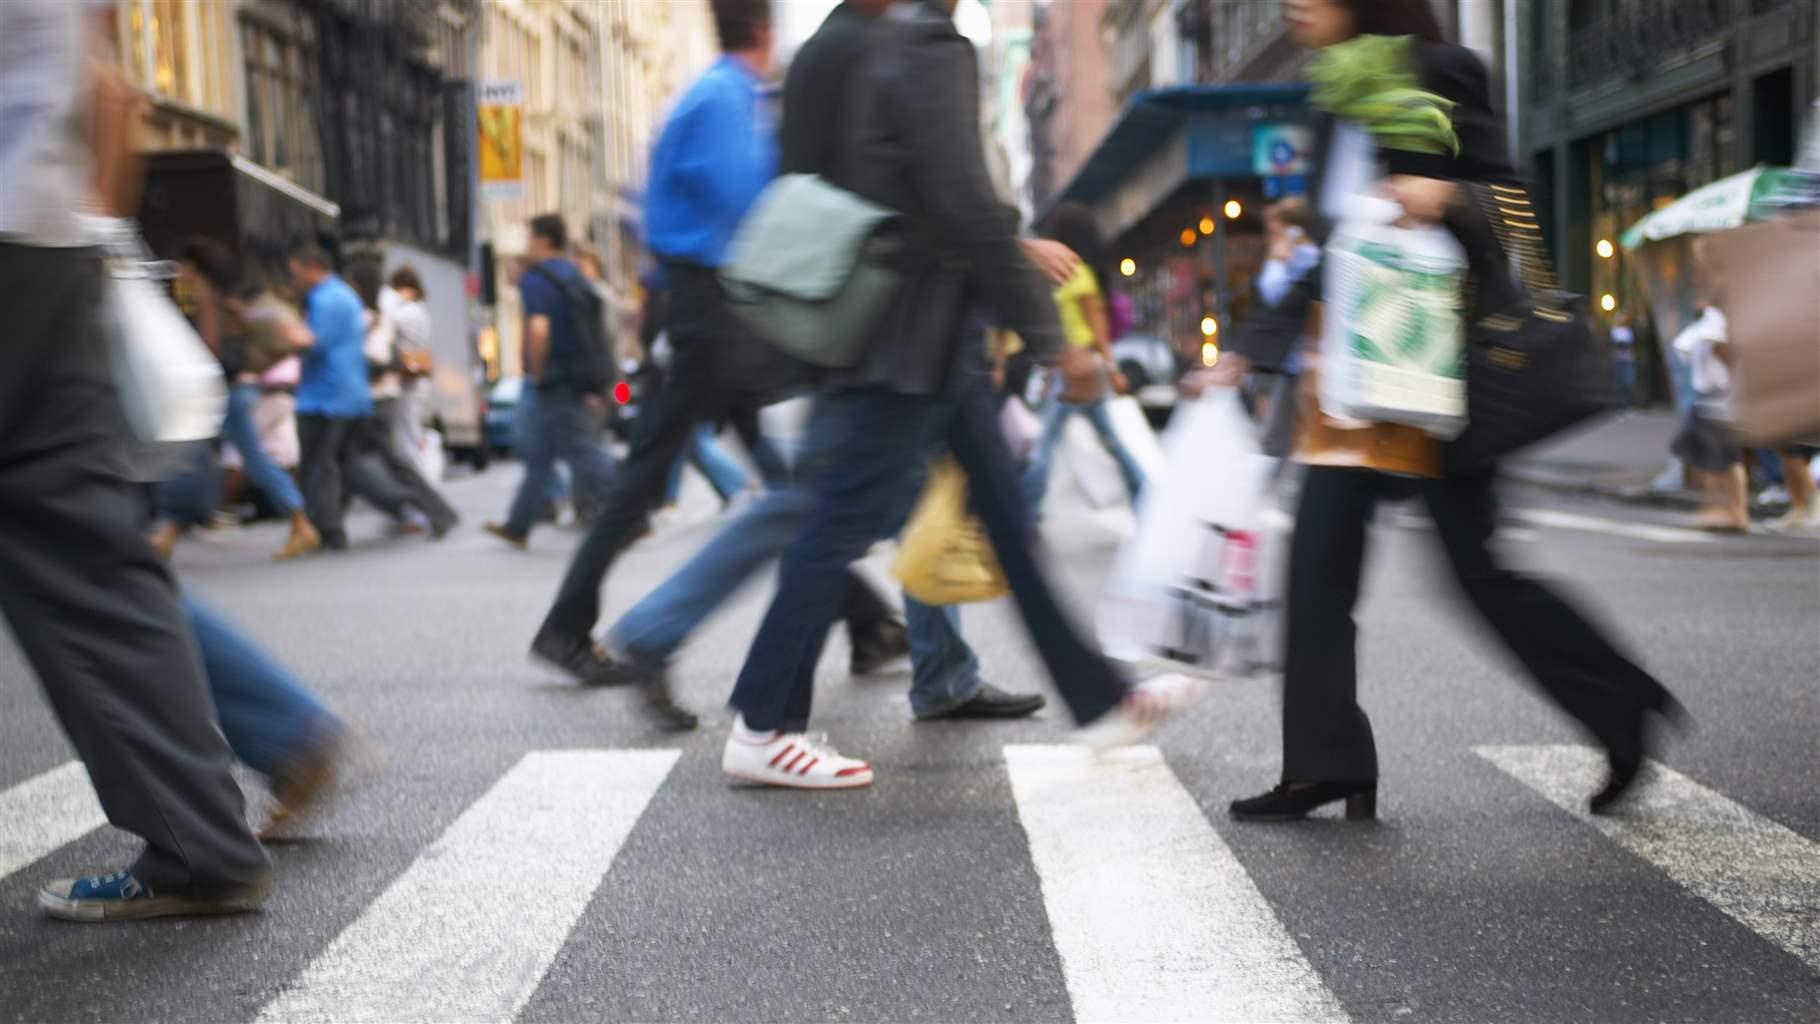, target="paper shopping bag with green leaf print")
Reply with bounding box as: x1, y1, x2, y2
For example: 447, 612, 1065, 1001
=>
1319, 192, 1469, 439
